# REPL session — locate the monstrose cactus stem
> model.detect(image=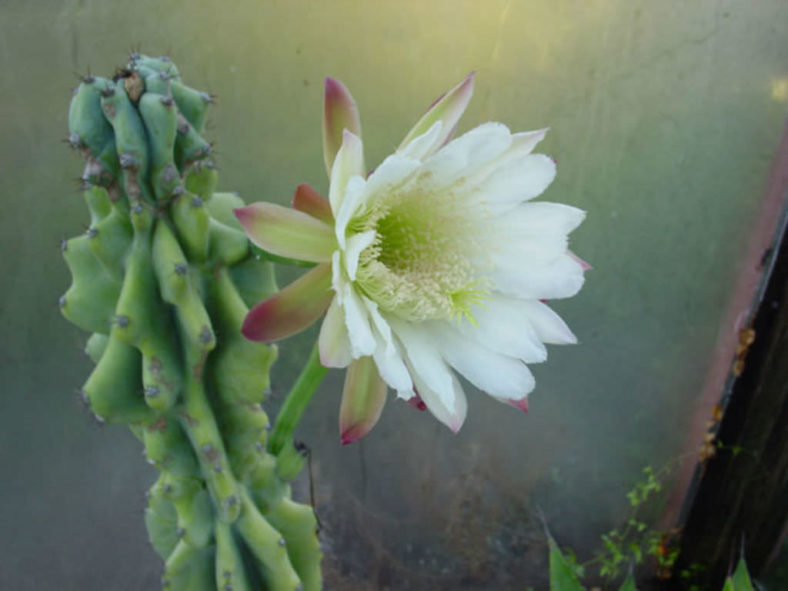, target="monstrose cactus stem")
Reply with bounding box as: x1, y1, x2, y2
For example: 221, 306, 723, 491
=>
61, 53, 321, 591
